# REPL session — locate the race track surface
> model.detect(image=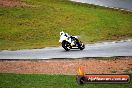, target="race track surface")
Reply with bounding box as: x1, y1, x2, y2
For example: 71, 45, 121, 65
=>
0, 40, 132, 59
70, 0, 132, 12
